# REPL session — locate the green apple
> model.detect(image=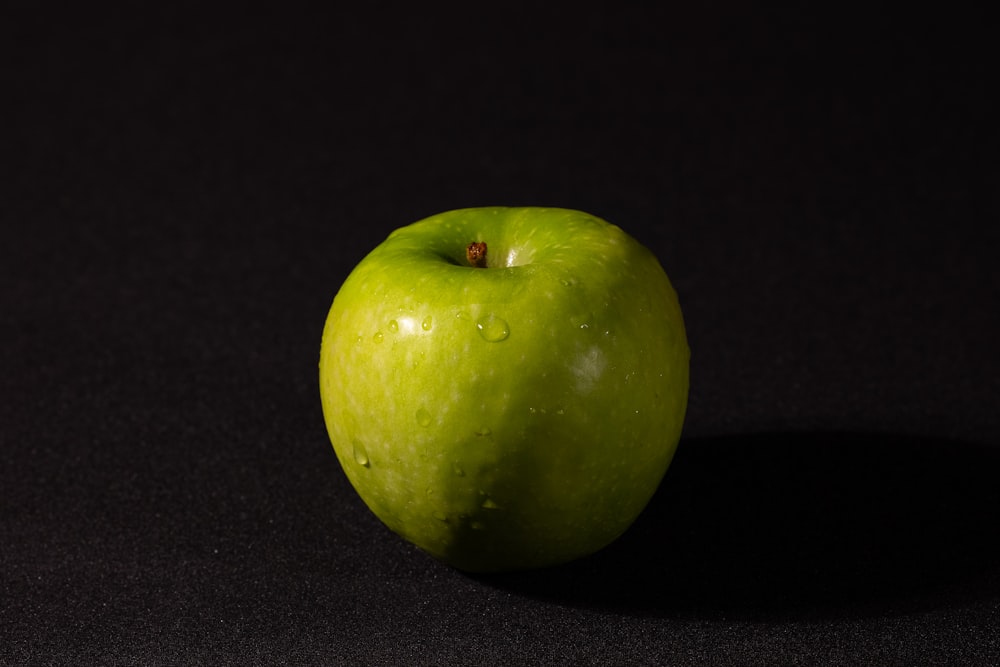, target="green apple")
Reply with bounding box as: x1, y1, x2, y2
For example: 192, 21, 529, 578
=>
319, 207, 689, 572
